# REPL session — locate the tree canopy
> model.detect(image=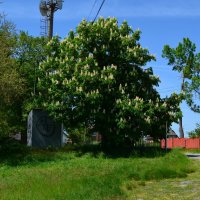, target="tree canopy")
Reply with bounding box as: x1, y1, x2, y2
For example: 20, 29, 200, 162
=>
0, 14, 25, 136
37, 18, 182, 147
0, 14, 48, 137
162, 38, 200, 112
0, 14, 25, 105
14, 31, 48, 116
188, 123, 200, 138
162, 38, 200, 137
184, 52, 200, 113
